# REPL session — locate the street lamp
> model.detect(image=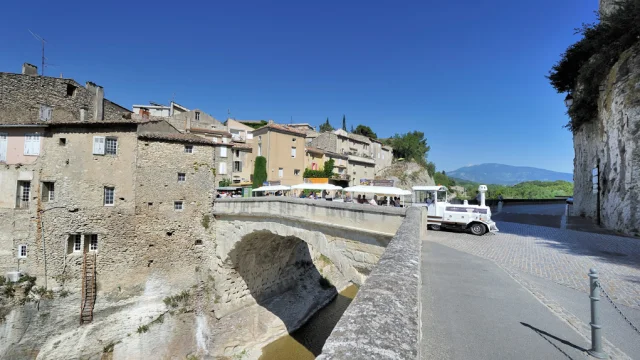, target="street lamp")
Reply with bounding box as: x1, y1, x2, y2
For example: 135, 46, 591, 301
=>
564, 94, 574, 108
